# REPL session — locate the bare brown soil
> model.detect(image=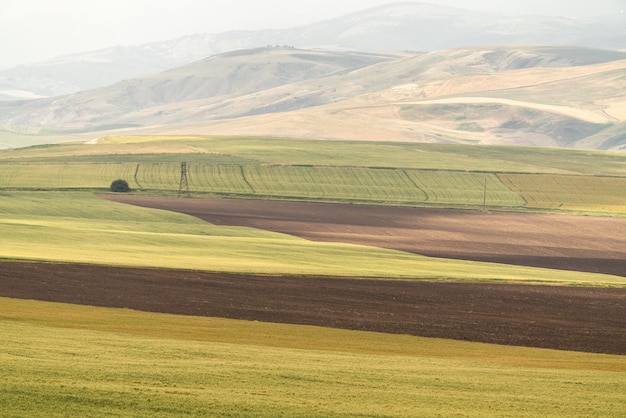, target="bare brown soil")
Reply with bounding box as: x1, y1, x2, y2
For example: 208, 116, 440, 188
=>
105, 195, 626, 277
3, 196, 626, 354
2, 261, 625, 354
